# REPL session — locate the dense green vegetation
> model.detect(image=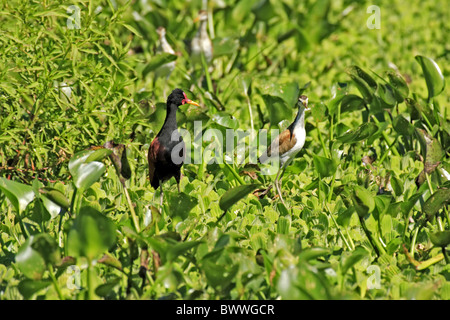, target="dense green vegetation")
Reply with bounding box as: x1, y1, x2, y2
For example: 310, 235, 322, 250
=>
0, 0, 449, 300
